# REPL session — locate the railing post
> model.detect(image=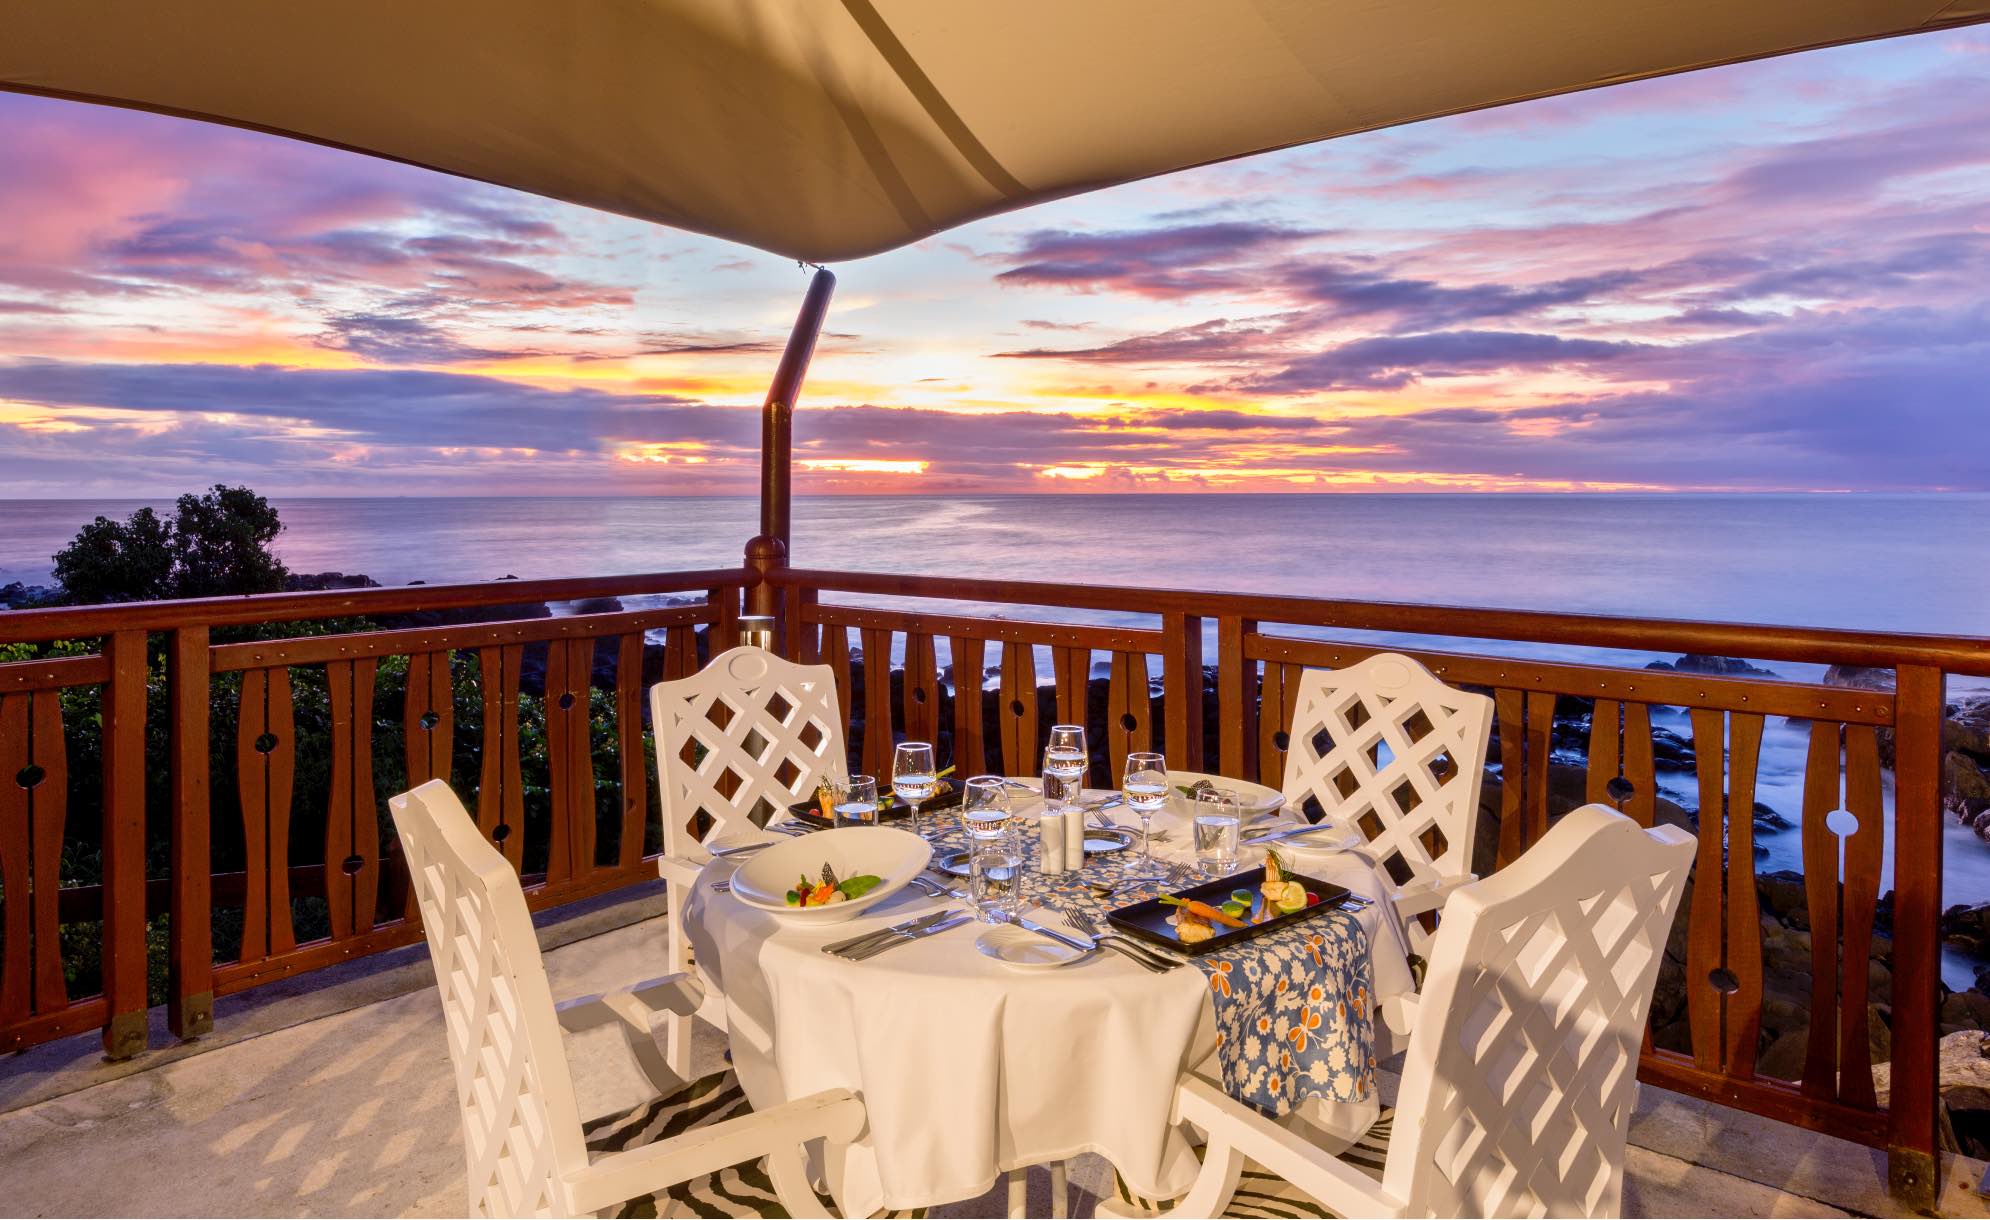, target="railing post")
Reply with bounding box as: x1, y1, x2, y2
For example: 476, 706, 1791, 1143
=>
1216, 615, 1257, 780
166, 626, 213, 1040
1163, 612, 1205, 771
744, 535, 788, 654
1888, 663, 1946, 1209
99, 628, 149, 1059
